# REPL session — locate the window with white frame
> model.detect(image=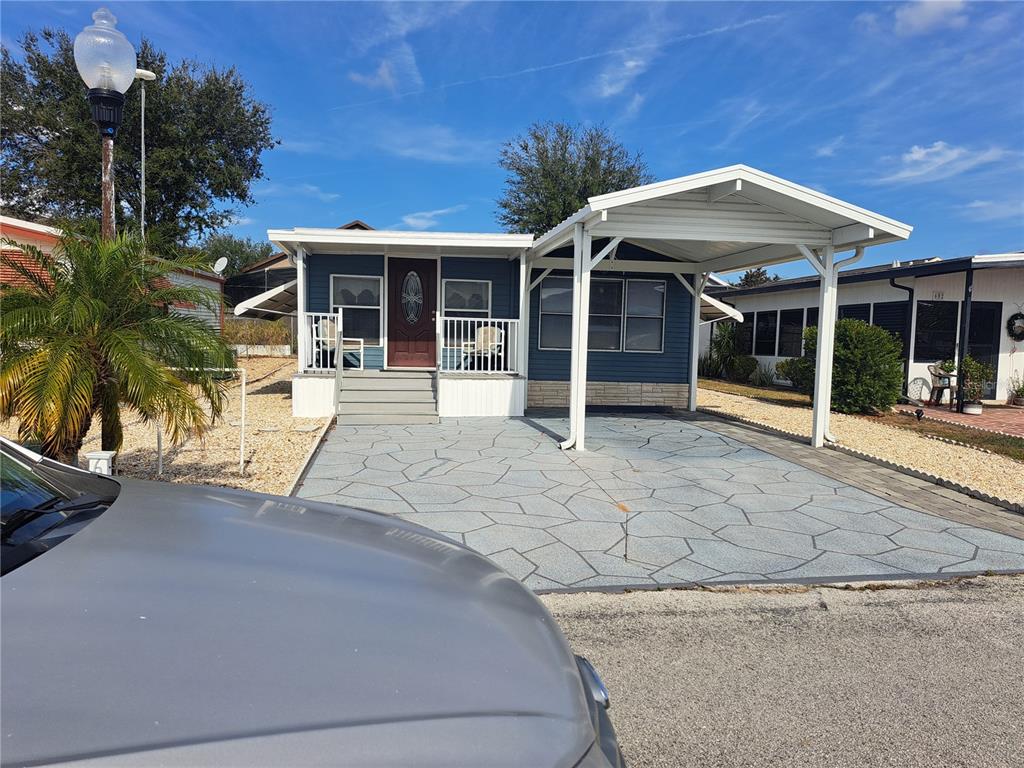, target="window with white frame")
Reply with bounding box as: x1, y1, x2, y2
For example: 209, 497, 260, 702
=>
539, 276, 666, 353
331, 274, 382, 345
442, 279, 491, 317
624, 280, 665, 352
